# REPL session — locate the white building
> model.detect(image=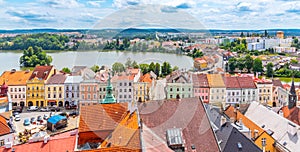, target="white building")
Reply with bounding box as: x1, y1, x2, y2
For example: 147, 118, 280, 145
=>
64, 76, 83, 106
256, 79, 273, 105
0, 116, 13, 147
